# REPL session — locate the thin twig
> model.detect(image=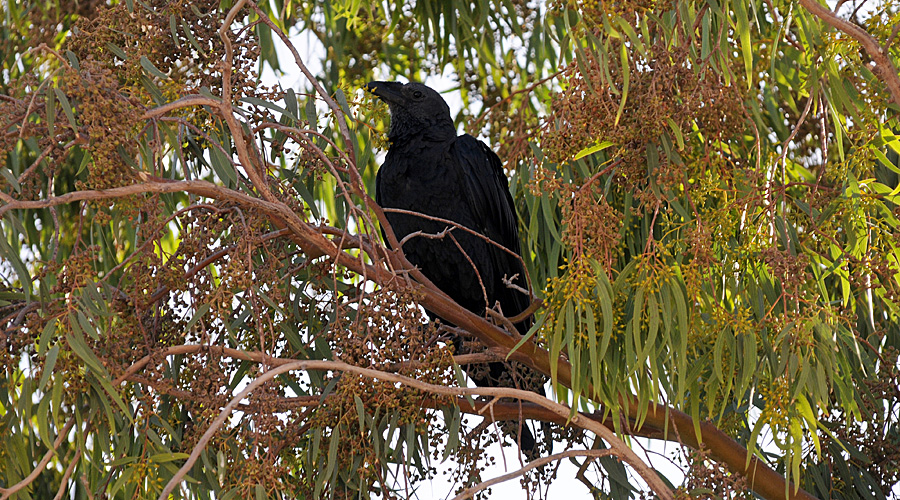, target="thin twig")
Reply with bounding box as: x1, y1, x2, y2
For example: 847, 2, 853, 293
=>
507, 298, 543, 324
471, 67, 571, 128
245, 0, 356, 165
452, 449, 615, 500
383, 207, 533, 292
448, 231, 490, 310
398, 226, 453, 247
140, 94, 221, 120
485, 307, 520, 336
